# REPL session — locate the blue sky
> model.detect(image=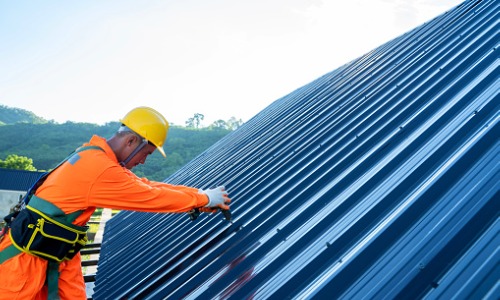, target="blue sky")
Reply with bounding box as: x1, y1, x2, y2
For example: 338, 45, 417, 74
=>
0, 0, 463, 126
